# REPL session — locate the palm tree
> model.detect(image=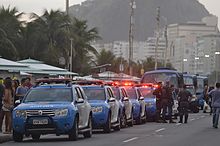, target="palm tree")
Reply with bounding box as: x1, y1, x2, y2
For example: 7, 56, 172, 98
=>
0, 6, 22, 59
69, 18, 100, 74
